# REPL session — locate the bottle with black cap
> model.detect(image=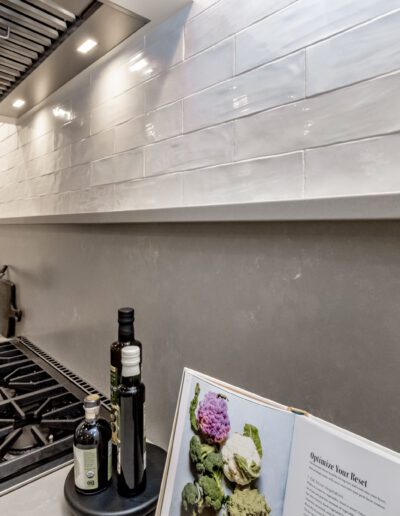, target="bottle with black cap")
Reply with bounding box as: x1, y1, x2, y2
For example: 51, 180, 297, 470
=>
110, 307, 142, 462
73, 394, 112, 494
117, 345, 146, 497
